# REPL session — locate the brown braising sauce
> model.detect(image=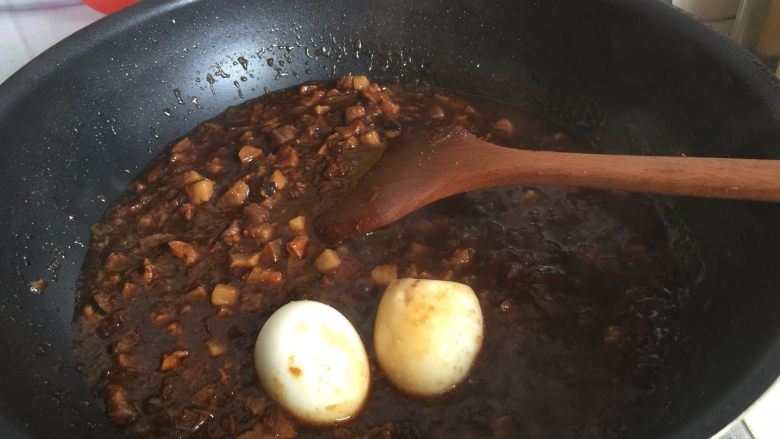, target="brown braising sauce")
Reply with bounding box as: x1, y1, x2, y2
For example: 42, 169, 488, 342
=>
74, 76, 694, 438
